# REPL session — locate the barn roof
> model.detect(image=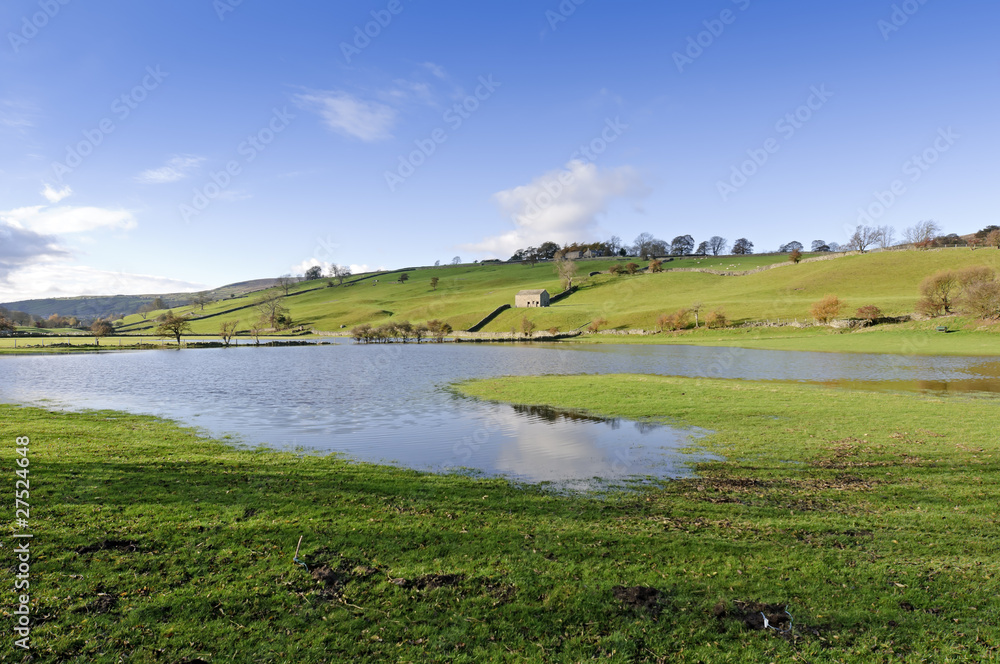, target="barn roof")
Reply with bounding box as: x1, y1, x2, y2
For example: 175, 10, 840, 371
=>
516, 289, 549, 295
